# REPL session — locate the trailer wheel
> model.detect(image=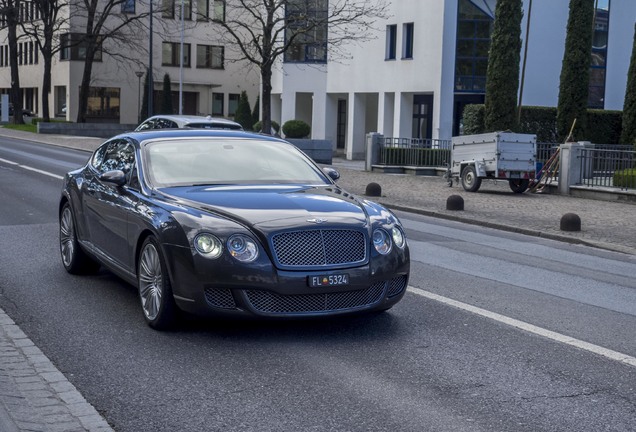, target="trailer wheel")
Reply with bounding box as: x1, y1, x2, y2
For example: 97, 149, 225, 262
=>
509, 179, 529, 193
461, 165, 481, 192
